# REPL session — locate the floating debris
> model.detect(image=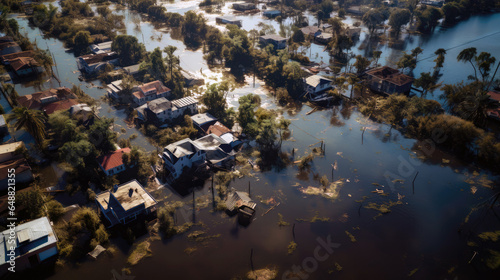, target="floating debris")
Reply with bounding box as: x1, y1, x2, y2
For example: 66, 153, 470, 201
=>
287, 241, 297, 255
478, 231, 500, 242
345, 231, 356, 242
364, 201, 403, 215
